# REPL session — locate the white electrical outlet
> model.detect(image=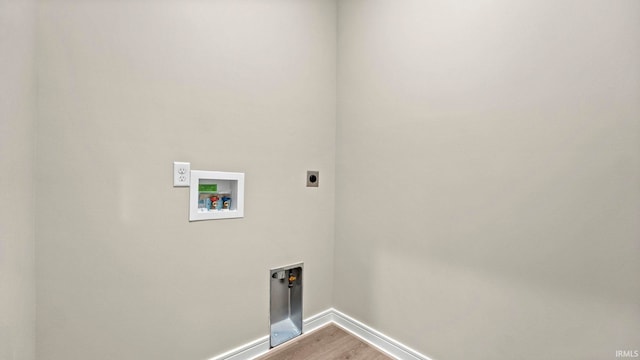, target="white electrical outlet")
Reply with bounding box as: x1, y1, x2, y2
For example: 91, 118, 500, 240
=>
173, 162, 191, 187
